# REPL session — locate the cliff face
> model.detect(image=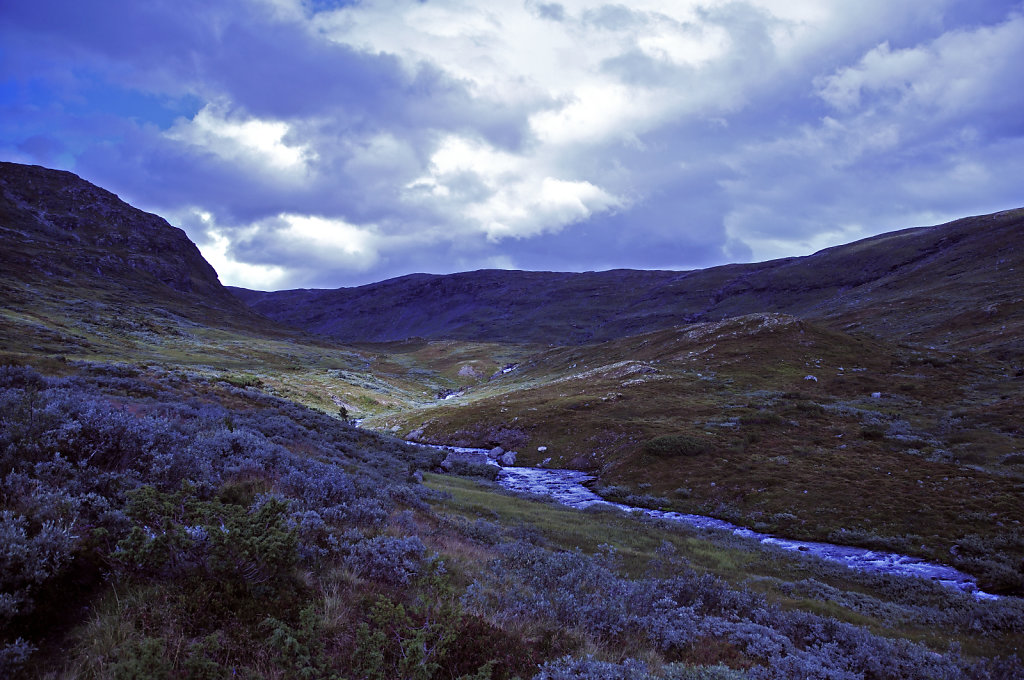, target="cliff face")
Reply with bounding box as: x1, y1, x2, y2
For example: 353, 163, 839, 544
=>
0, 162, 254, 320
